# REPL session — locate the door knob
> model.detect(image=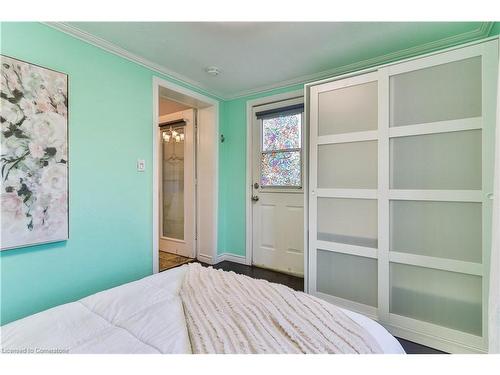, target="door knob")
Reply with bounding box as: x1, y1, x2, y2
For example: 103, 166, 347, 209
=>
251, 195, 259, 202
253, 182, 260, 189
